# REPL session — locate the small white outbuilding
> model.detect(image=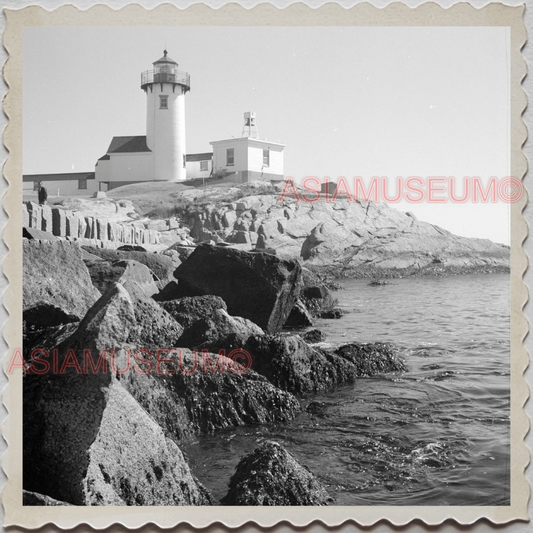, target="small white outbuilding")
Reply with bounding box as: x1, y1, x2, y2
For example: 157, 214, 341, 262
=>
210, 137, 285, 183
